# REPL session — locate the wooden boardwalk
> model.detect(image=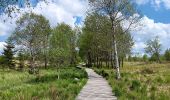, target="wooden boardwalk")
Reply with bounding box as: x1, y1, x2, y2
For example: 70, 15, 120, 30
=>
76, 68, 117, 100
